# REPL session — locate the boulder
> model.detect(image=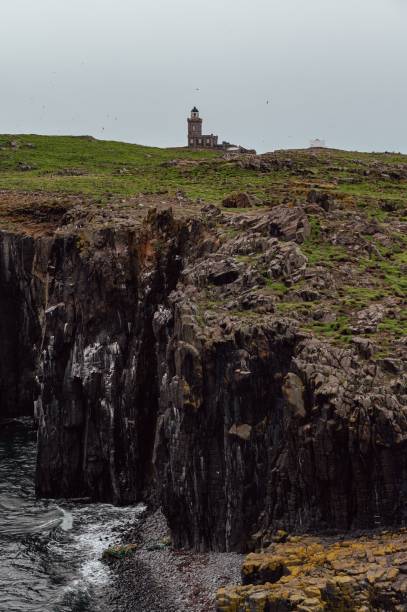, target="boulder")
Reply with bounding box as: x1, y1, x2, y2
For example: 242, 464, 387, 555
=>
307, 190, 335, 212
261, 239, 308, 284
268, 205, 311, 243
222, 192, 261, 208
